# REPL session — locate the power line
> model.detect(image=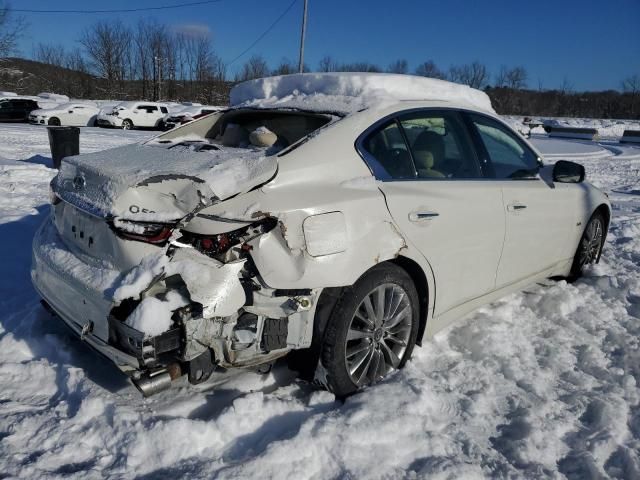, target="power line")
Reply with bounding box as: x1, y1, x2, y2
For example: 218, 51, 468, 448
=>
226, 0, 298, 67
13, 0, 225, 14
